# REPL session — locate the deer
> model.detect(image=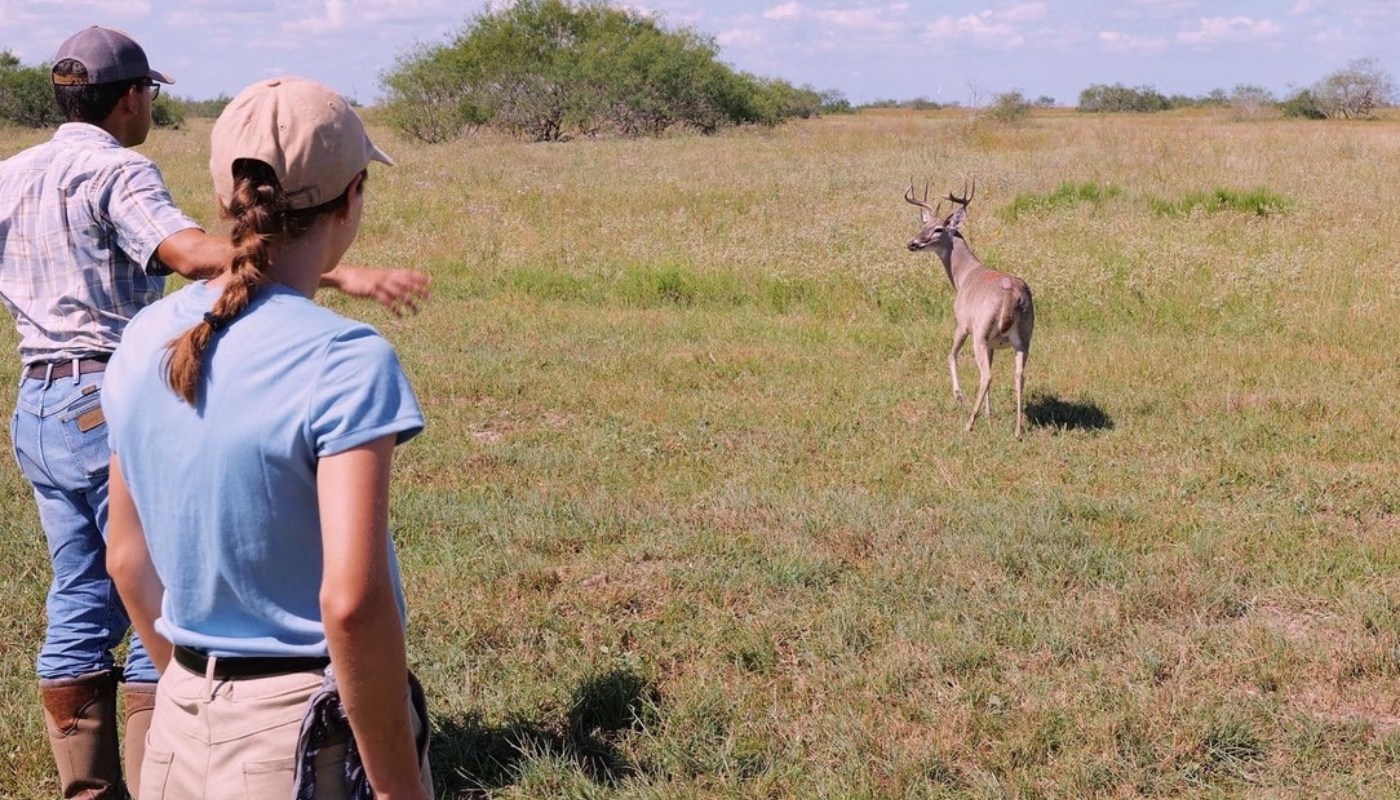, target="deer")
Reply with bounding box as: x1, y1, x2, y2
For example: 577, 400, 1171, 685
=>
904, 180, 1035, 438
